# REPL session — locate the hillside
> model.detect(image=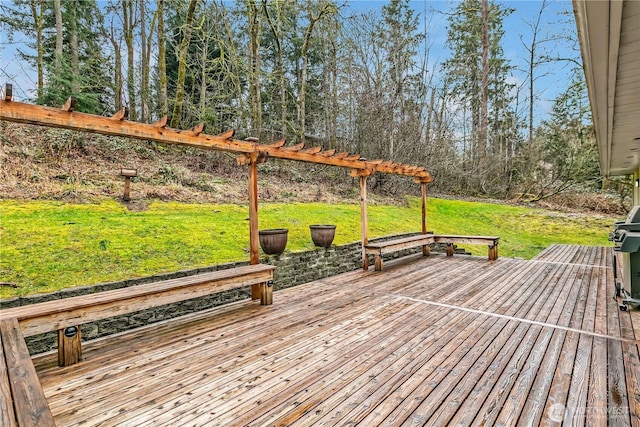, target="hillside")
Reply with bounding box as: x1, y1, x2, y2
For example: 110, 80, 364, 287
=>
0, 122, 418, 207
0, 122, 629, 216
